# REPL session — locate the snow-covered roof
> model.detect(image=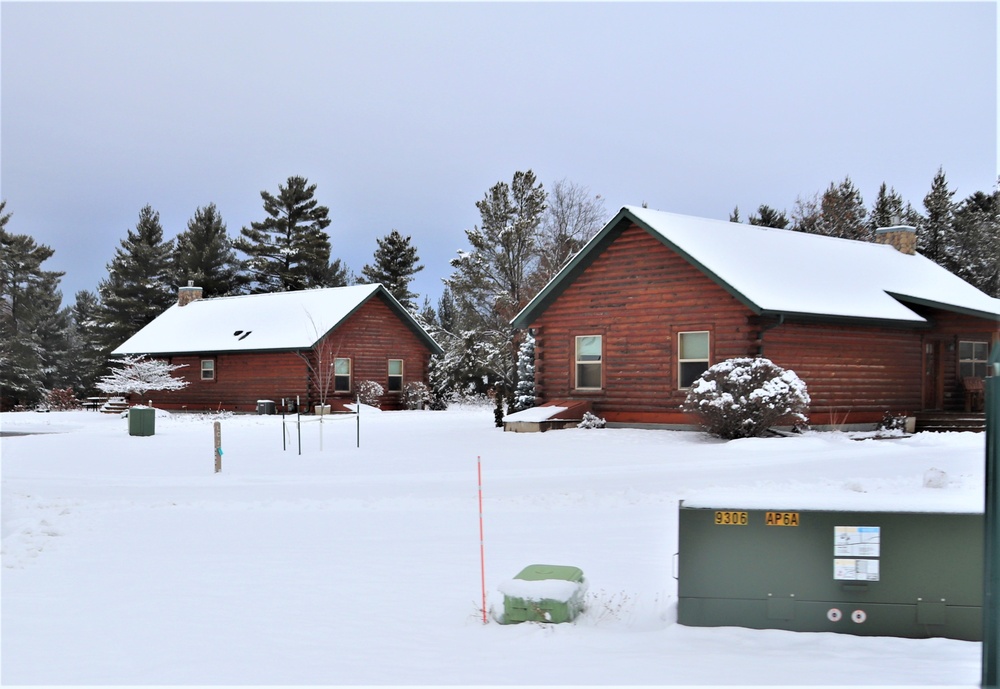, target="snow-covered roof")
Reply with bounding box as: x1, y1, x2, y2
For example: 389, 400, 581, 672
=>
512, 206, 1000, 327
112, 284, 442, 356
